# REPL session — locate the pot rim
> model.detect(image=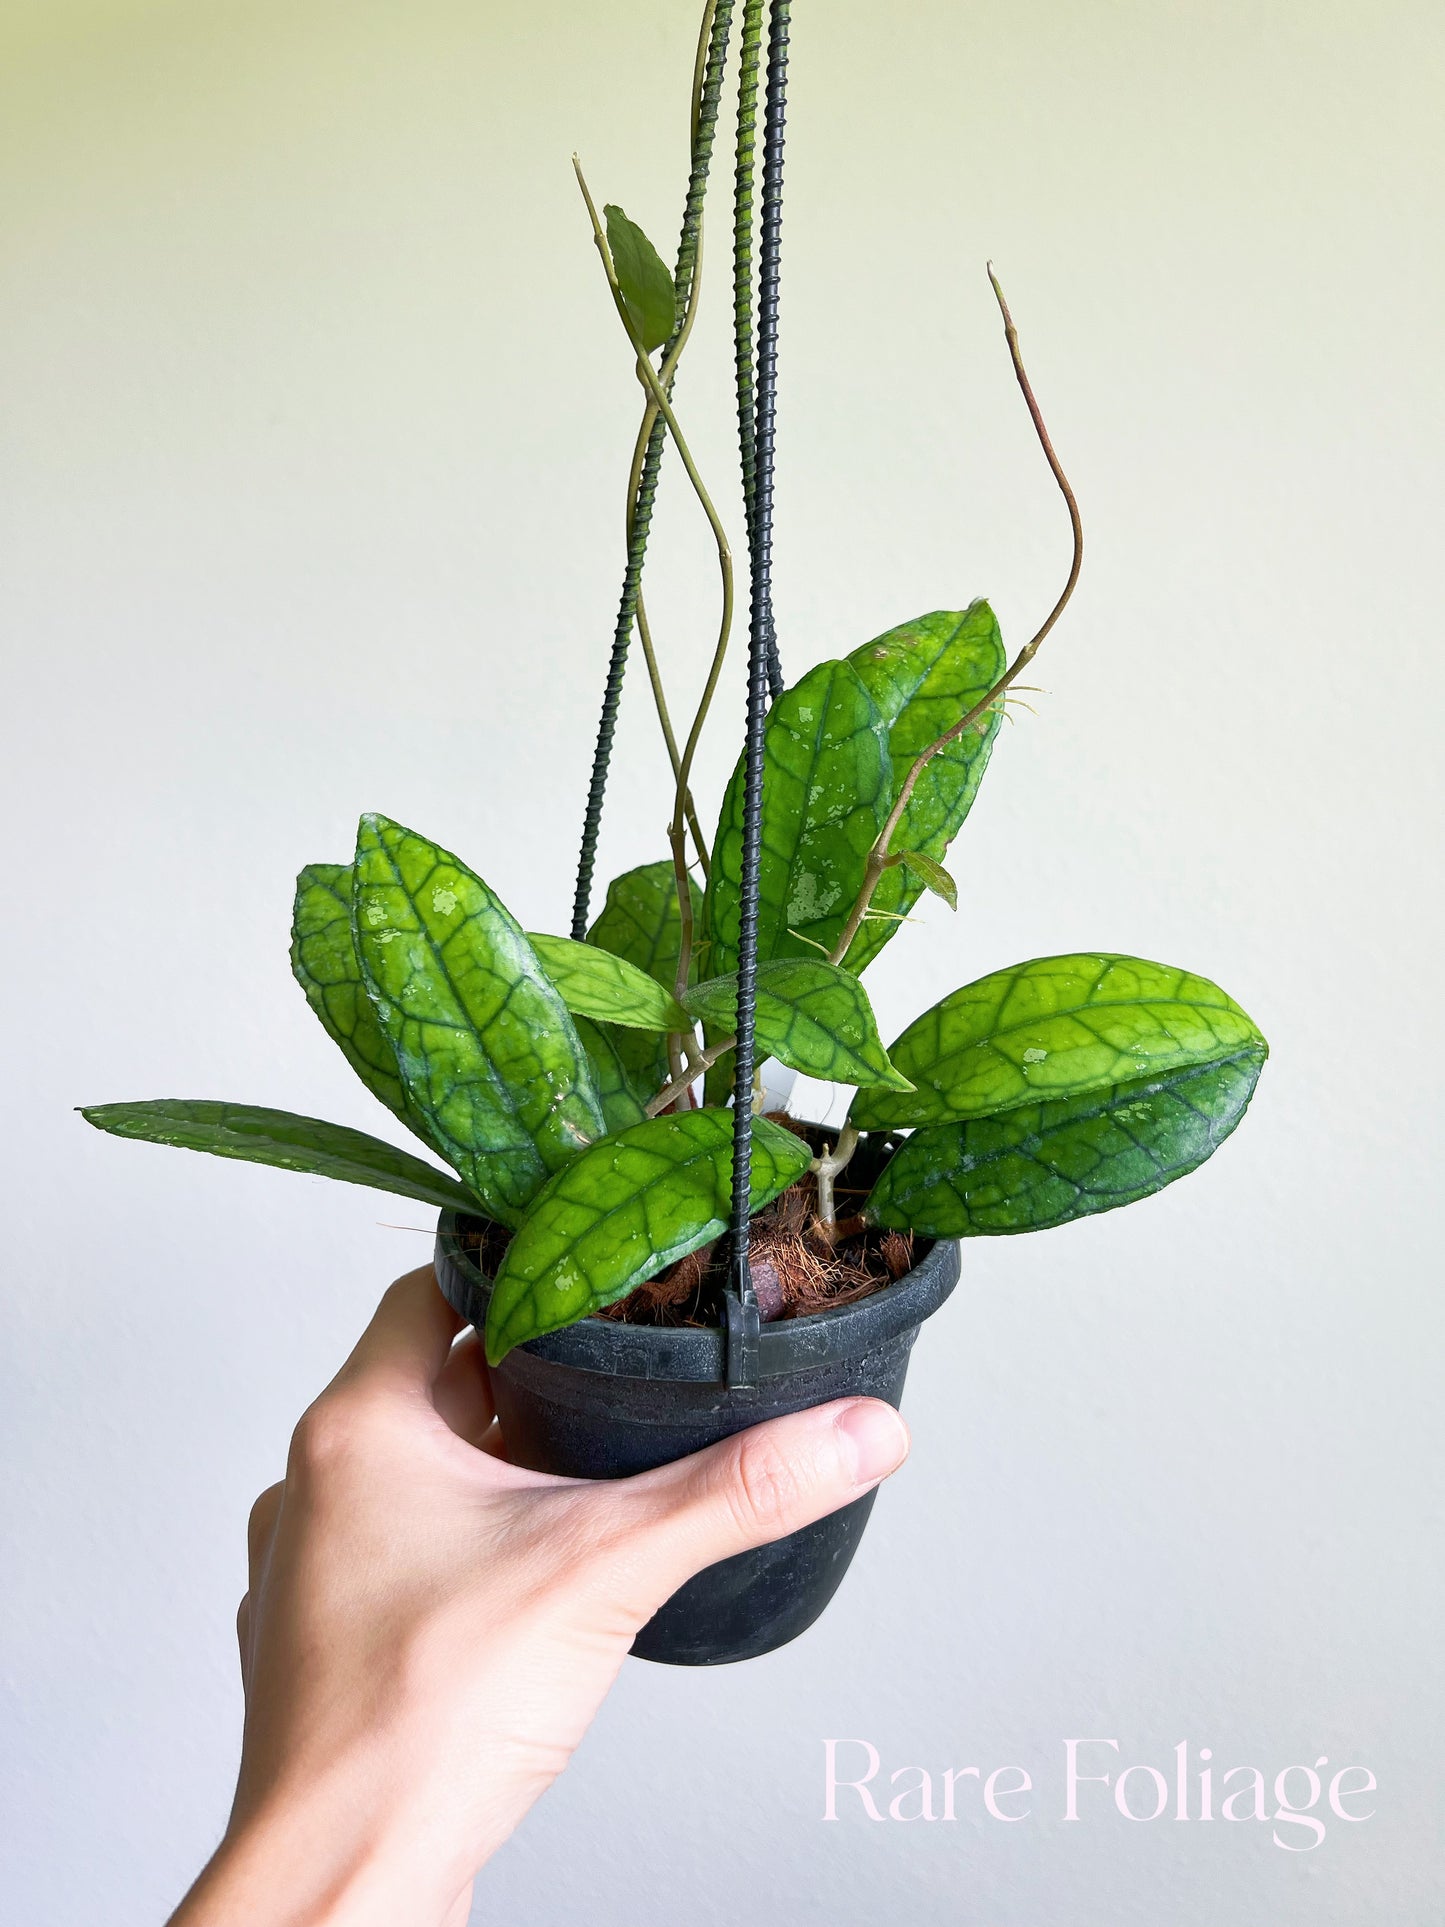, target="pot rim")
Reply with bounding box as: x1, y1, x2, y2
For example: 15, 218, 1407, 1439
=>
434, 1209, 961, 1386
